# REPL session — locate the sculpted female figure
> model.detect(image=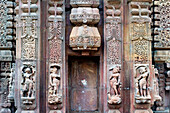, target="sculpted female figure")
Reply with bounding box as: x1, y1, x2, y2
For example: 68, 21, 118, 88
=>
136, 67, 149, 97
49, 67, 60, 95
108, 66, 121, 104
22, 67, 34, 97
109, 67, 120, 96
